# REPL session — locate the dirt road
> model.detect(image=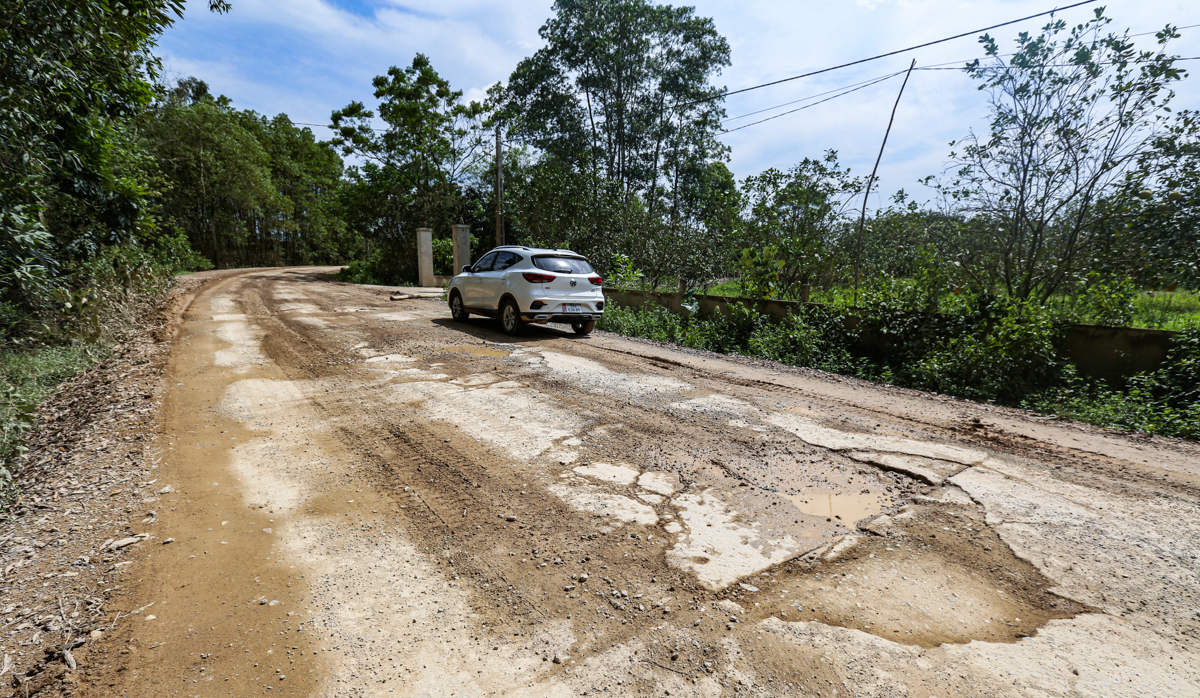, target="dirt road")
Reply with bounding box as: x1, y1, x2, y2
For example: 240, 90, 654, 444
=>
84, 267, 1200, 697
